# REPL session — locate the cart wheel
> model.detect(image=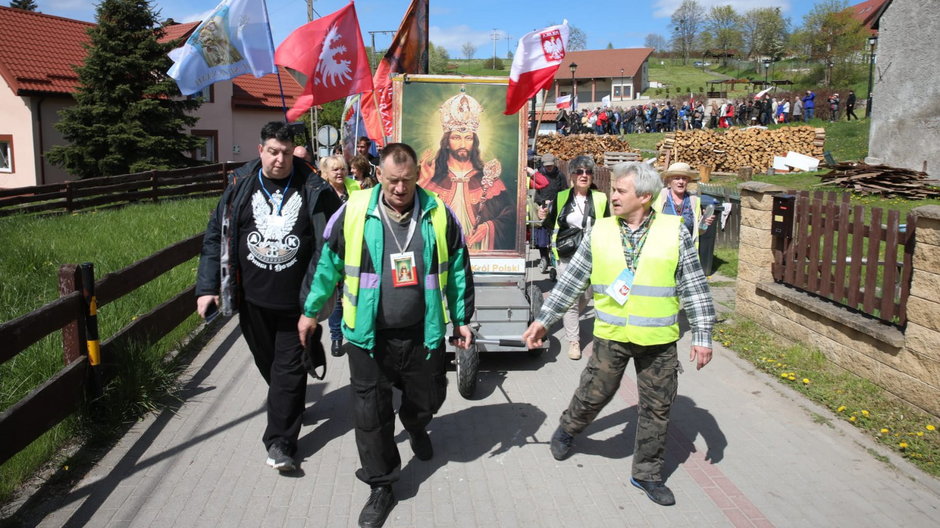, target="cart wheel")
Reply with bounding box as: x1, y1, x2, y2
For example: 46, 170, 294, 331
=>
456, 344, 479, 399
527, 285, 547, 357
